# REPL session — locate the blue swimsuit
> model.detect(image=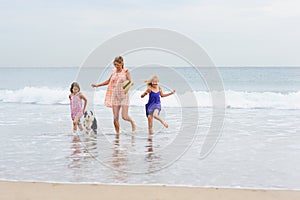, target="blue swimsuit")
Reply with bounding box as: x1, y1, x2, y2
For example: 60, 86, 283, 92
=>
145, 90, 161, 116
